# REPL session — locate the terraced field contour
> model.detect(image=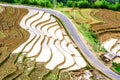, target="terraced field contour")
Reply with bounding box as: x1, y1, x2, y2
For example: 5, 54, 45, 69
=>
12, 8, 87, 70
